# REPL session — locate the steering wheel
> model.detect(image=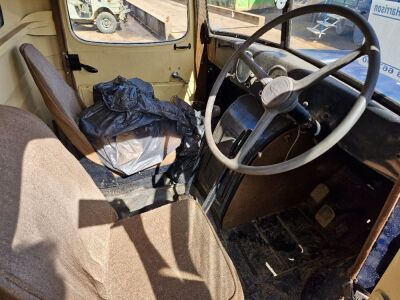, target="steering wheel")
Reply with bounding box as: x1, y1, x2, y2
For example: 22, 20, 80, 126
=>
204, 4, 380, 176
